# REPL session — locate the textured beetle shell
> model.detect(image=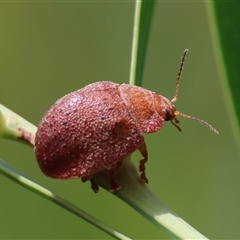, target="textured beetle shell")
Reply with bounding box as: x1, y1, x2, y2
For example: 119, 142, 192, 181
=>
35, 82, 142, 179
34, 81, 173, 179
